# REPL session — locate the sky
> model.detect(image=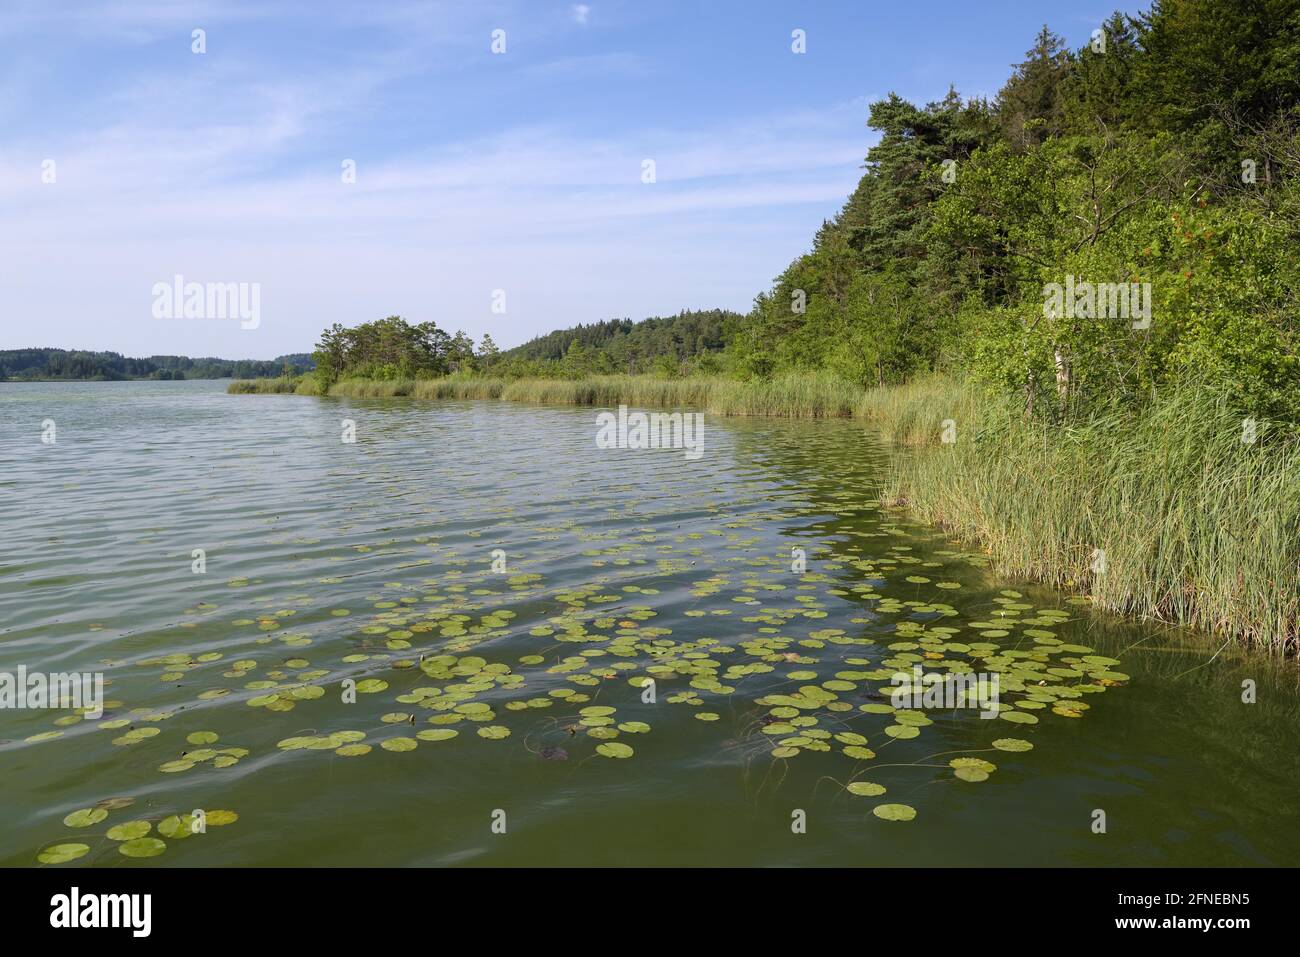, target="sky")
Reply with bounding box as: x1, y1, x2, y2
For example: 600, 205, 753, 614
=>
0, 0, 1136, 358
